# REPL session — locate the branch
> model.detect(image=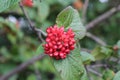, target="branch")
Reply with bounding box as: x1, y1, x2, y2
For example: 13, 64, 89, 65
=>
19, 2, 45, 41
82, 0, 89, 22
35, 28, 47, 37
34, 65, 42, 80
87, 66, 102, 77
85, 66, 93, 80
81, 48, 91, 53
86, 4, 120, 30
90, 64, 107, 68
0, 54, 46, 80
86, 32, 106, 46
